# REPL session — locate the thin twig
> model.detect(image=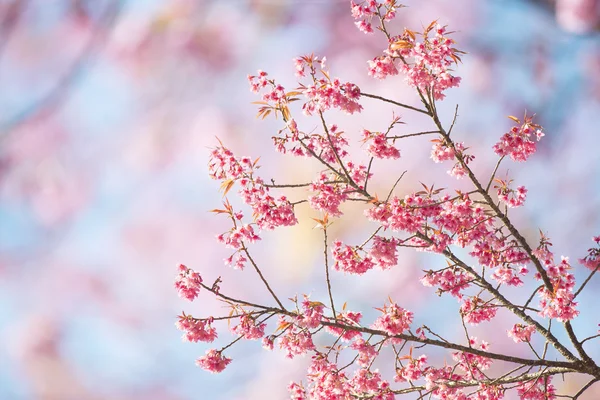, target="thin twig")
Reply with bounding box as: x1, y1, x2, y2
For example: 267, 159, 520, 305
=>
360, 92, 430, 115
323, 227, 336, 319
